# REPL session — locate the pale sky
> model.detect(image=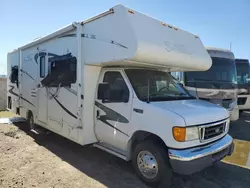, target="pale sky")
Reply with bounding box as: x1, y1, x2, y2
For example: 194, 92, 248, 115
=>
0, 0, 249, 75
